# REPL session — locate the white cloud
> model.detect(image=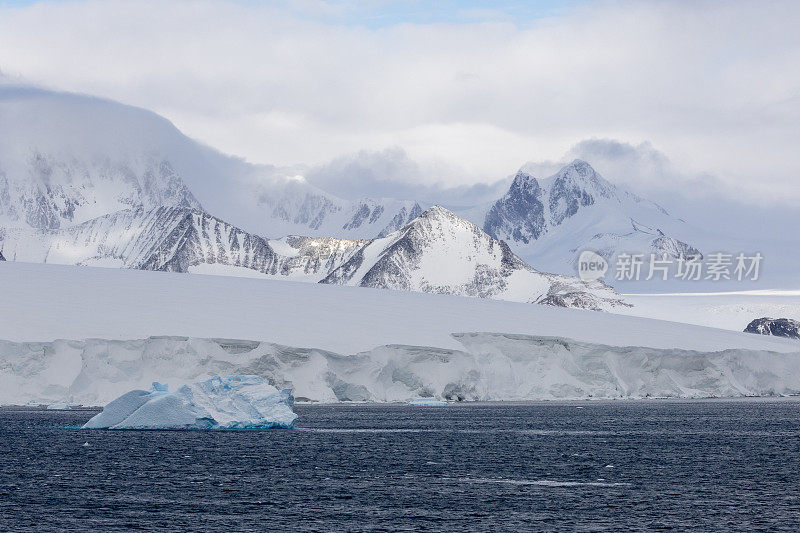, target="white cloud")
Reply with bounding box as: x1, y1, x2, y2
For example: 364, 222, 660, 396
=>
304, 146, 509, 205
0, 0, 798, 203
